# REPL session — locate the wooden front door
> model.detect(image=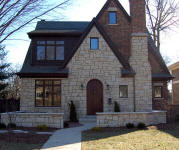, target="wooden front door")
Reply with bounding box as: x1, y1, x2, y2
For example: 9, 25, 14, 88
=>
87, 79, 103, 115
